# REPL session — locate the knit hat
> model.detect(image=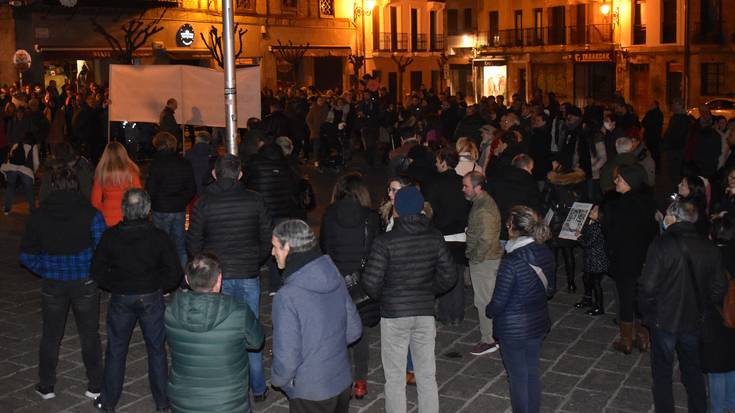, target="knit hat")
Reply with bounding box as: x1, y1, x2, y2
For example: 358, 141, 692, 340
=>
617, 164, 647, 191
394, 186, 424, 216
